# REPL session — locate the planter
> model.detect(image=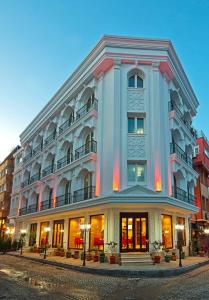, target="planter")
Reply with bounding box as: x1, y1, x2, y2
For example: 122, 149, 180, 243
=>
66, 252, 71, 258
171, 254, 177, 261
73, 250, 79, 259
60, 252, 65, 257
93, 255, 99, 262
199, 251, 205, 257
109, 255, 116, 264
165, 255, 171, 263
86, 253, 92, 261
153, 255, 161, 264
